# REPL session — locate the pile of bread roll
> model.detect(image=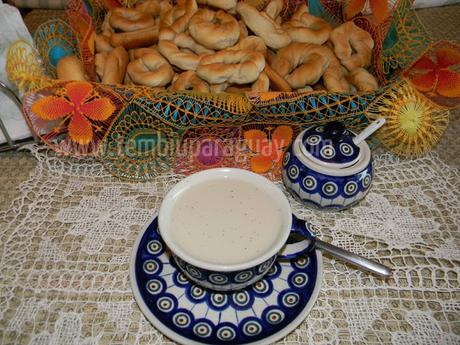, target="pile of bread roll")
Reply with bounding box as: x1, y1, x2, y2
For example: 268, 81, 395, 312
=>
57, 0, 379, 94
